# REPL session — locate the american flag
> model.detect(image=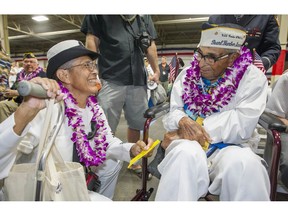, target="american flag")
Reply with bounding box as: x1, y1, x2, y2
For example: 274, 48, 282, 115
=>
168, 54, 179, 83
253, 49, 266, 74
